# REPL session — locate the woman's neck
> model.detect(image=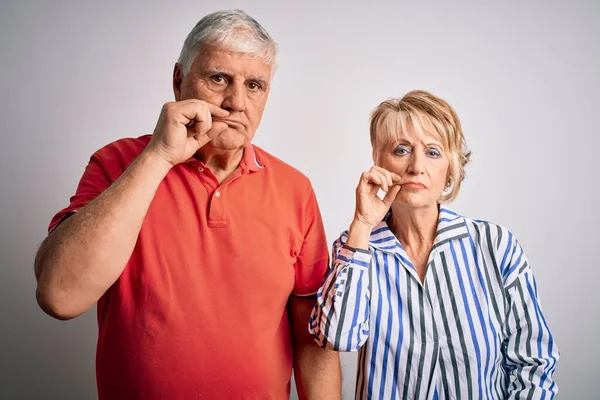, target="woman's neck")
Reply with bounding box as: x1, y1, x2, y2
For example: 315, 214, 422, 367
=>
388, 204, 439, 252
